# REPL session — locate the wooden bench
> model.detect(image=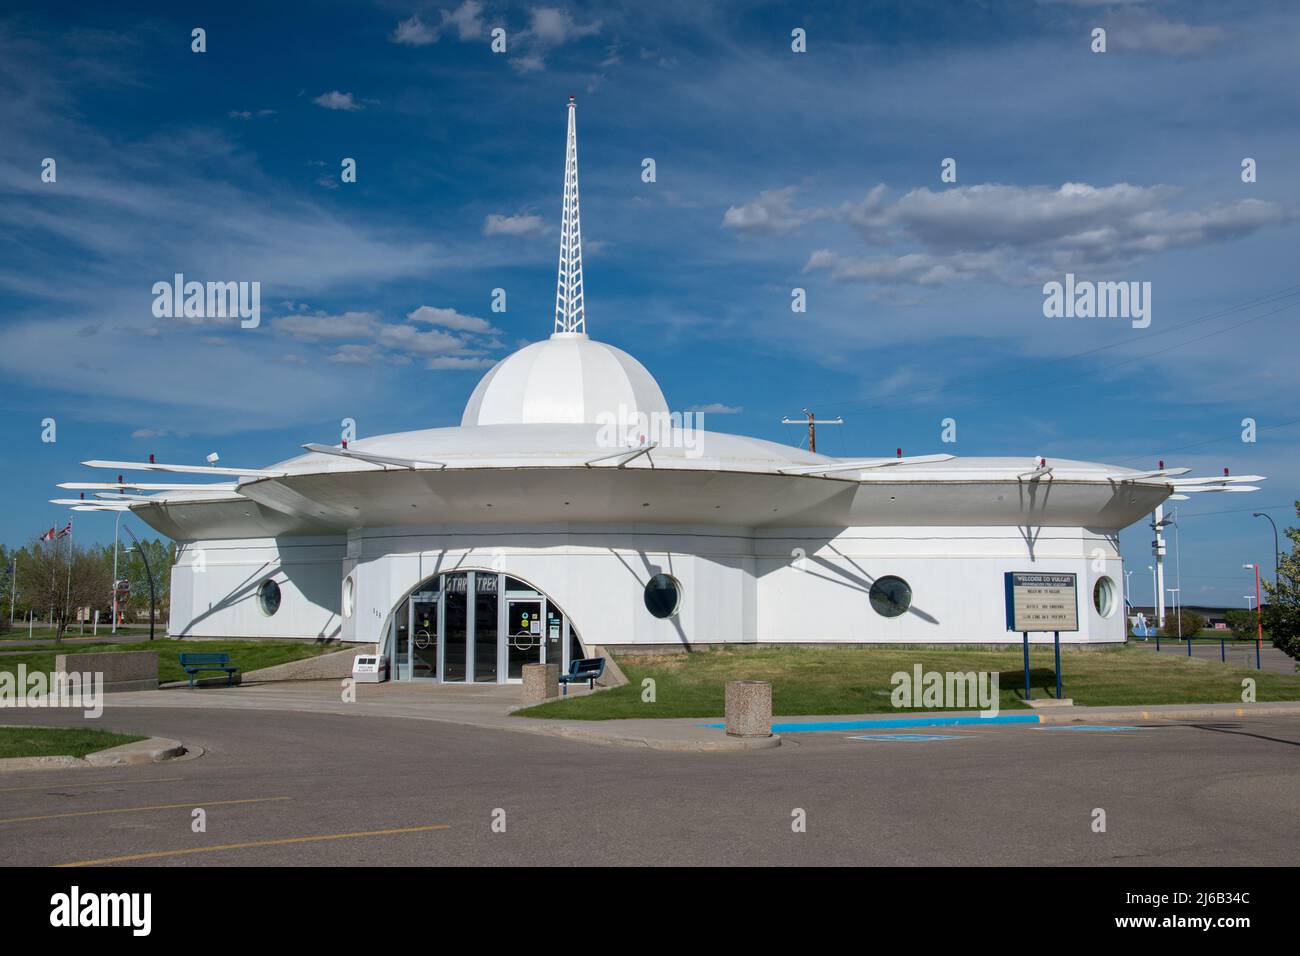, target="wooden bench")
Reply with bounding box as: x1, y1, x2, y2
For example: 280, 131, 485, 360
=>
178, 652, 239, 688
558, 657, 605, 695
